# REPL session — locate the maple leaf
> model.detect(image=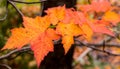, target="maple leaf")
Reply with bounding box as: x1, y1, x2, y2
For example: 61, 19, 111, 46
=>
61, 9, 74, 24
2, 28, 31, 50
31, 32, 54, 67
62, 35, 74, 54
91, 0, 111, 12
56, 22, 83, 54
78, 0, 111, 13
46, 28, 60, 40
80, 23, 93, 41
87, 20, 115, 36
102, 11, 120, 25
45, 6, 65, 25
23, 16, 50, 38
2, 16, 54, 67
31, 28, 60, 67
62, 9, 87, 25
